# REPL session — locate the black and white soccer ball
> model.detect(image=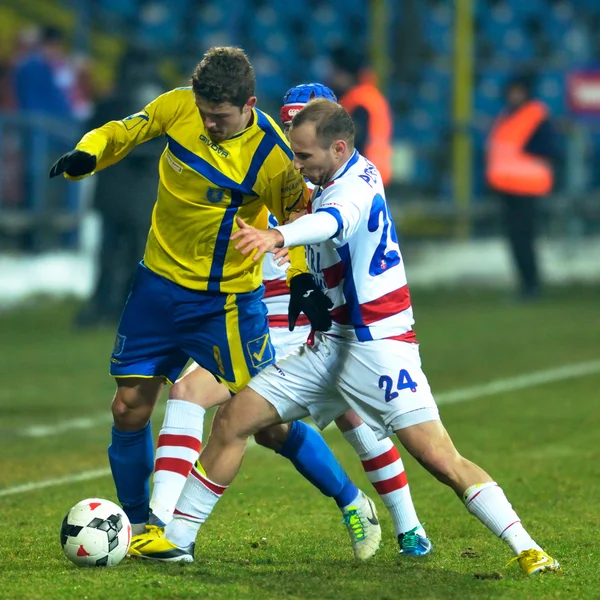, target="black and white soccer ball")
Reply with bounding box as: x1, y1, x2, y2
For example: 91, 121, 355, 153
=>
60, 498, 131, 567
